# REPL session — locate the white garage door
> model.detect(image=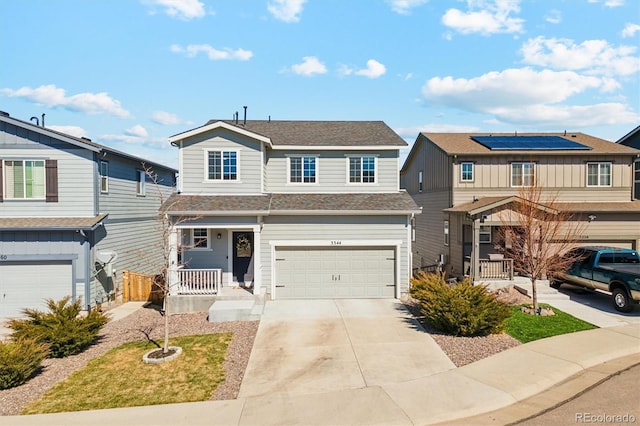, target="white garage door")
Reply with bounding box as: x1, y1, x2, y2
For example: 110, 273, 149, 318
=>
0, 261, 73, 318
274, 246, 396, 299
